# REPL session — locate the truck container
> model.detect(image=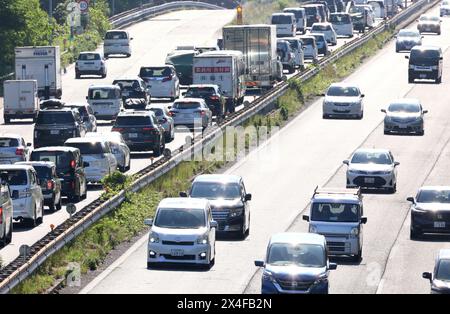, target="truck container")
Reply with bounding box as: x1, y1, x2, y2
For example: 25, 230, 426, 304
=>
3, 80, 39, 123
193, 50, 246, 113
222, 25, 283, 90
165, 49, 199, 86
14, 46, 62, 98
